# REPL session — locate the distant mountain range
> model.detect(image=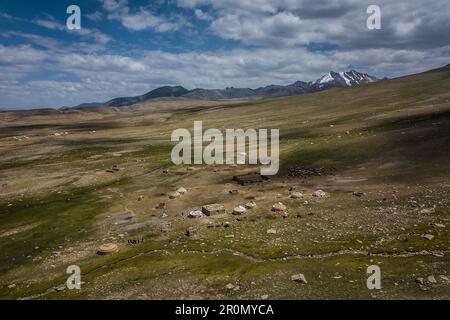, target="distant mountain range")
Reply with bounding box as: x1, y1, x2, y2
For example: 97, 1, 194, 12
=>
70, 70, 379, 109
